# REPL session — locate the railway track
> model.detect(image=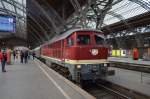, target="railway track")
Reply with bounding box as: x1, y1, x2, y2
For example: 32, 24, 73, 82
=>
83, 80, 131, 99
96, 83, 130, 99
94, 79, 150, 99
